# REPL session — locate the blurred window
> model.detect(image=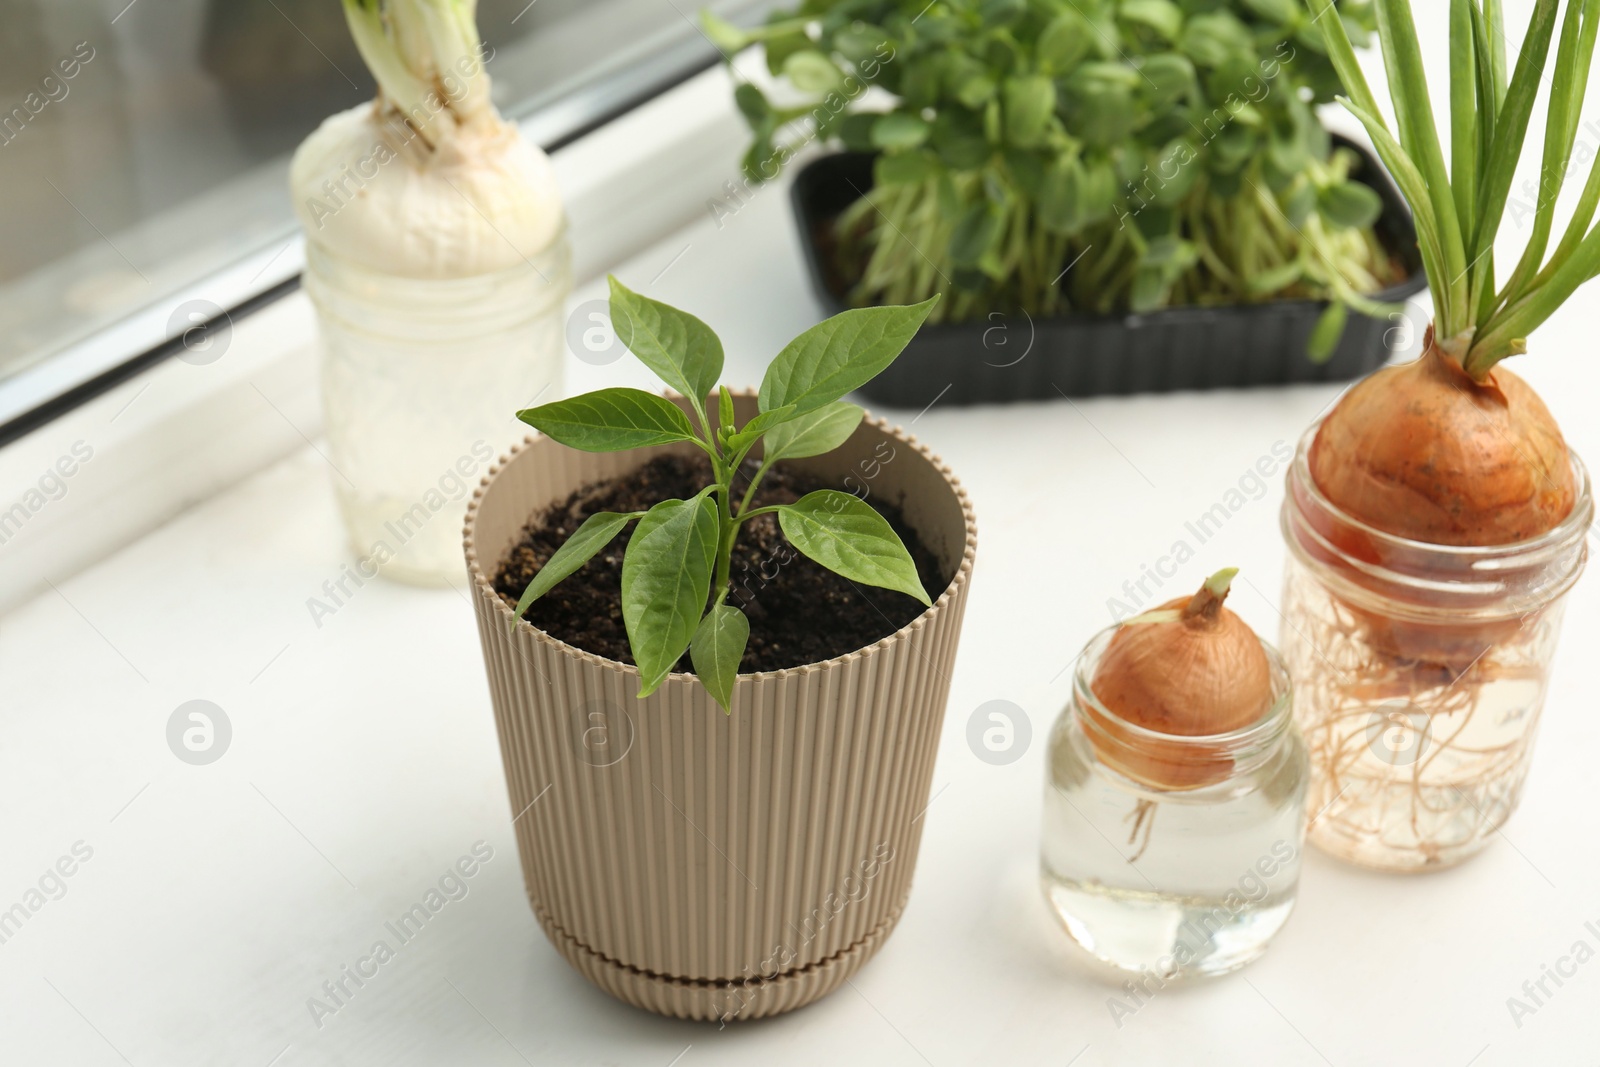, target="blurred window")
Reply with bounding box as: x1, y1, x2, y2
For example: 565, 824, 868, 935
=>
0, 0, 773, 432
